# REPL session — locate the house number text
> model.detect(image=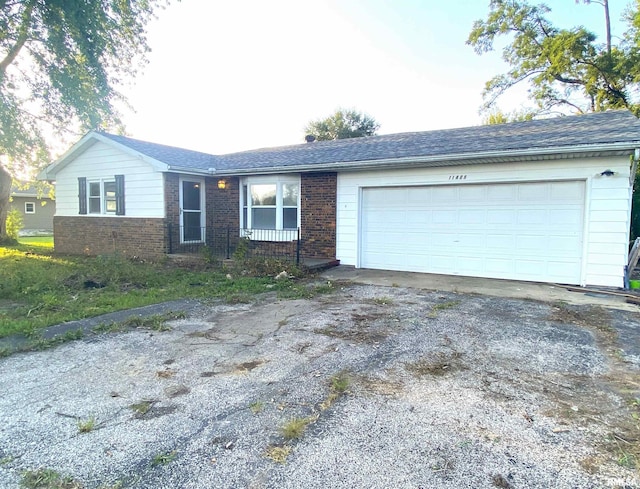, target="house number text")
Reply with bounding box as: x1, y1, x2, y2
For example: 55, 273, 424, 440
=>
448, 175, 467, 180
